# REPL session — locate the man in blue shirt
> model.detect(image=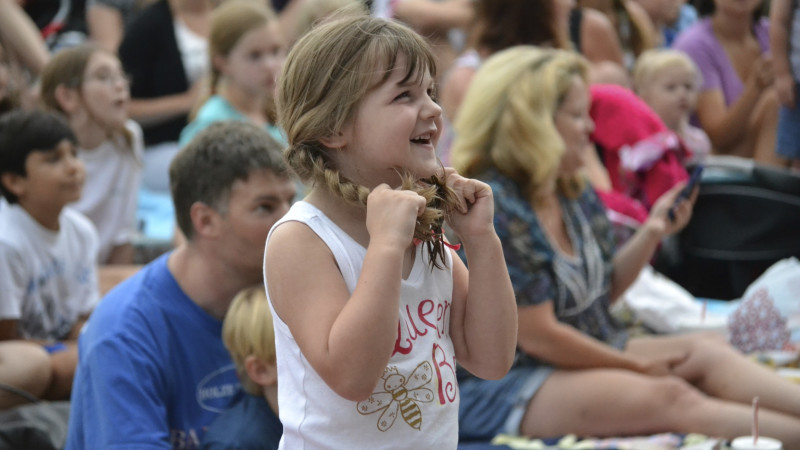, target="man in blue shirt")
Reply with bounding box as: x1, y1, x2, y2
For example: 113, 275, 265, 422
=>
66, 121, 296, 449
